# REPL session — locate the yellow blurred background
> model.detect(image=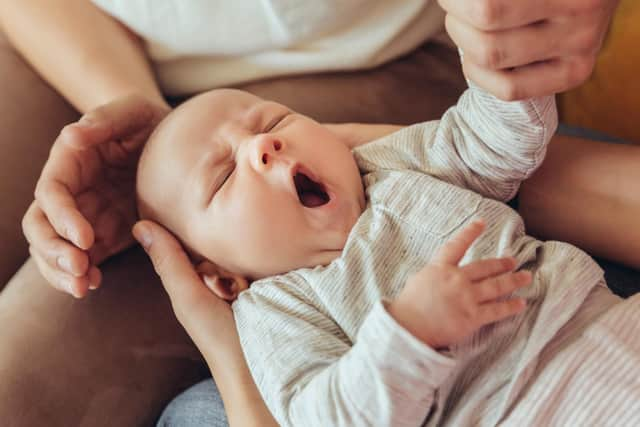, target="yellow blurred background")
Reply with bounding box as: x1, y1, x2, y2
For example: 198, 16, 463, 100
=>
558, 0, 639, 143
